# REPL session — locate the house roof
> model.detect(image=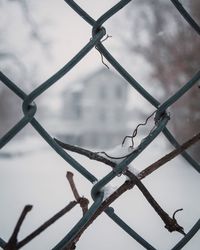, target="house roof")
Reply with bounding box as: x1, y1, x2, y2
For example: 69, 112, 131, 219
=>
64, 67, 127, 94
